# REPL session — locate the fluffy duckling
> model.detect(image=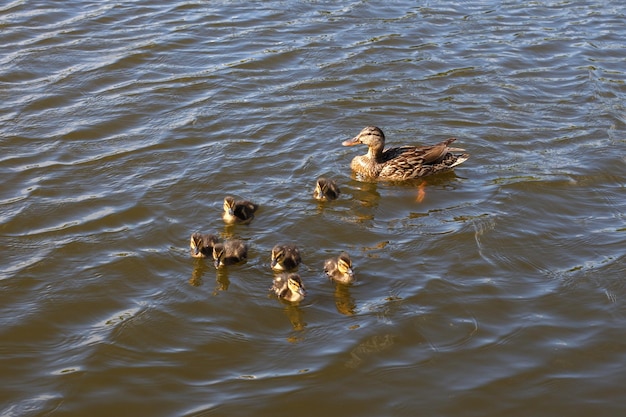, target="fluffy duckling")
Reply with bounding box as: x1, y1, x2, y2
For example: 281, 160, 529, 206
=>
212, 239, 248, 268
271, 273, 306, 303
270, 244, 302, 271
222, 196, 259, 224
190, 233, 219, 258
313, 177, 341, 201
342, 126, 469, 181
324, 252, 355, 284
